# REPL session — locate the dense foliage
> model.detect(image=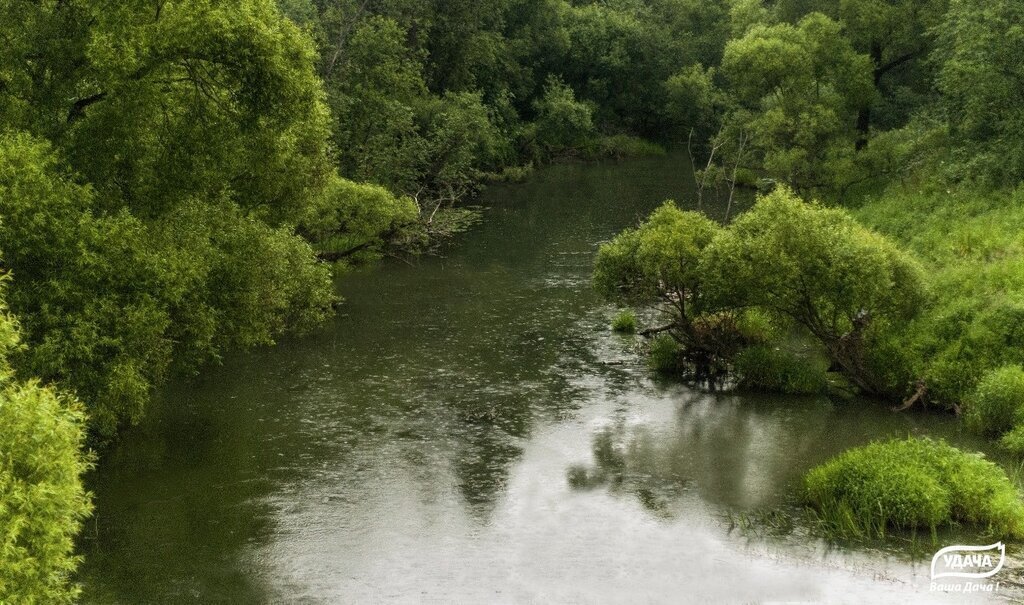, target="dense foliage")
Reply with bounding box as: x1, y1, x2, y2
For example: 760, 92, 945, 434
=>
0, 275, 92, 603
854, 188, 1024, 410
584, 0, 1024, 415
703, 187, 925, 396
594, 201, 751, 377
805, 437, 1024, 539
596, 188, 924, 395
0, 0, 426, 435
